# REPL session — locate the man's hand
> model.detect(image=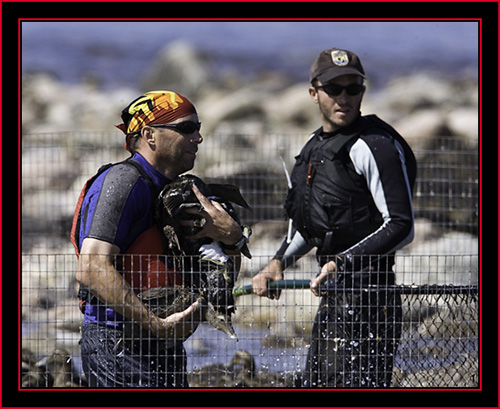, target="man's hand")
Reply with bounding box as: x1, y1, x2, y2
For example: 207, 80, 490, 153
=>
252, 259, 284, 300
310, 260, 337, 297
77, 238, 201, 341
154, 299, 201, 340
182, 184, 242, 245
